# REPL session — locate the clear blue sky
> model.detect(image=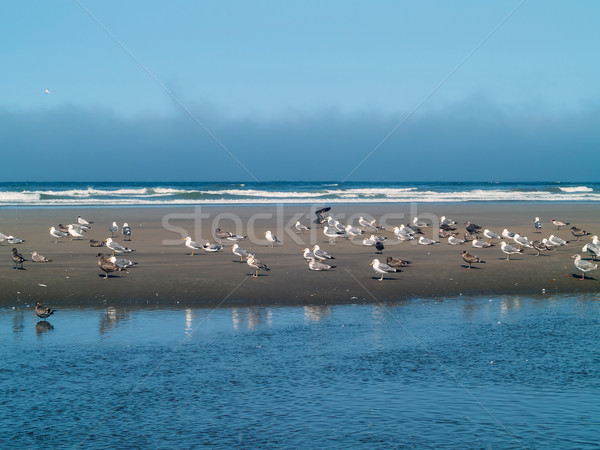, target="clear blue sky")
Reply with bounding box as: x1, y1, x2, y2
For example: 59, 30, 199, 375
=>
1, 1, 599, 182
